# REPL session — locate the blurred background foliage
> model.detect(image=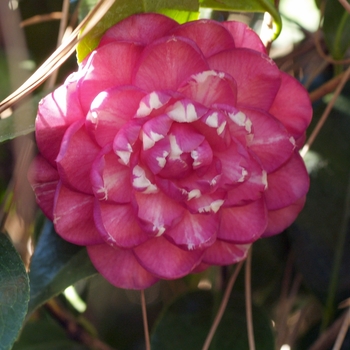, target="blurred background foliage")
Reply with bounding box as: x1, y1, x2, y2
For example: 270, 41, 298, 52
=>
0, 0, 350, 349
